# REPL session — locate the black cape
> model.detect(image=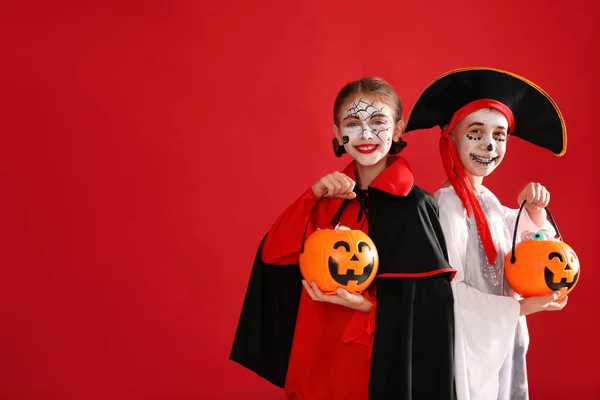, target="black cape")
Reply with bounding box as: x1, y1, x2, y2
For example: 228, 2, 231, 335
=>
230, 185, 456, 400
